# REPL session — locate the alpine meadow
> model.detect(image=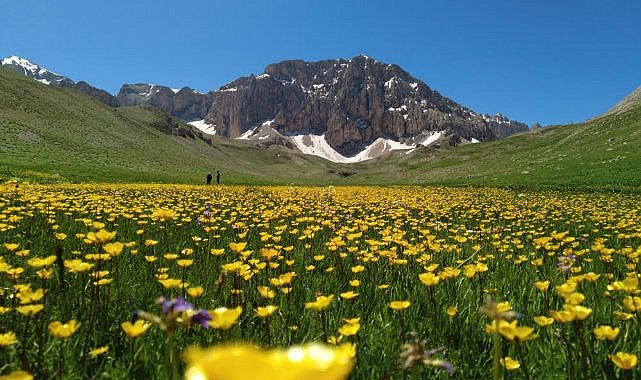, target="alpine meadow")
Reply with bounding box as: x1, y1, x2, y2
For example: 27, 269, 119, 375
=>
2, 1, 641, 379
